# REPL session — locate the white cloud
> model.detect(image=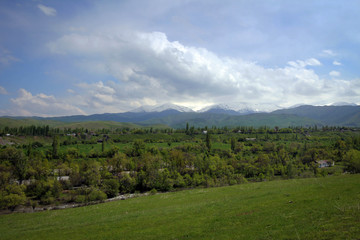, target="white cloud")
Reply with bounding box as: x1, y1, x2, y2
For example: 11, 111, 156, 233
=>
333, 61, 342, 66
329, 71, 341, 77
47, 31, 360, 111
0, 86, 8, 95
287, 58, 321, 68
38, 4, 57, 17
321, 49, 336, 57
9, 89, 85, 117
0, 48, 20, 66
